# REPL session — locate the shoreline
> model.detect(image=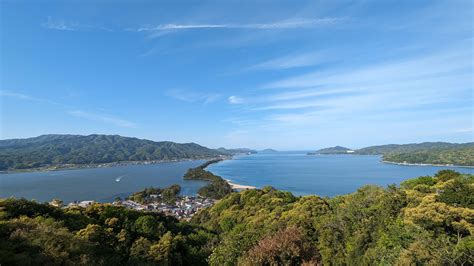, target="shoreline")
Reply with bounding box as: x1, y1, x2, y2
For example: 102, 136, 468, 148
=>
225, 179, 257, 190
0, 157, 228, 174
382, 160, 474, 169
202, 157, 257, 190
